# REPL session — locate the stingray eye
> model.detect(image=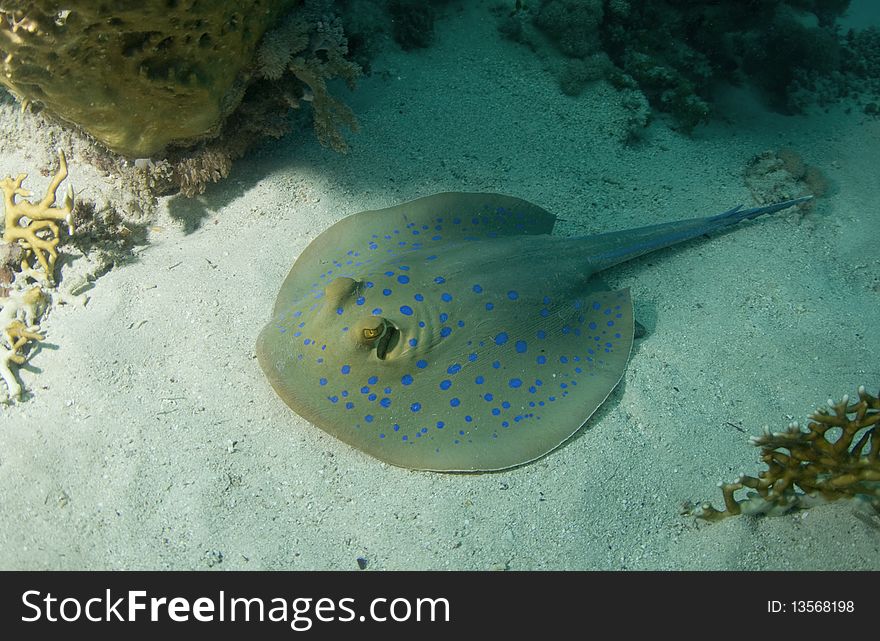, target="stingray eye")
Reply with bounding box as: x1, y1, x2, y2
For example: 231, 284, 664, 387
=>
362, 323, 385, 340
353, 316, 399, 360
